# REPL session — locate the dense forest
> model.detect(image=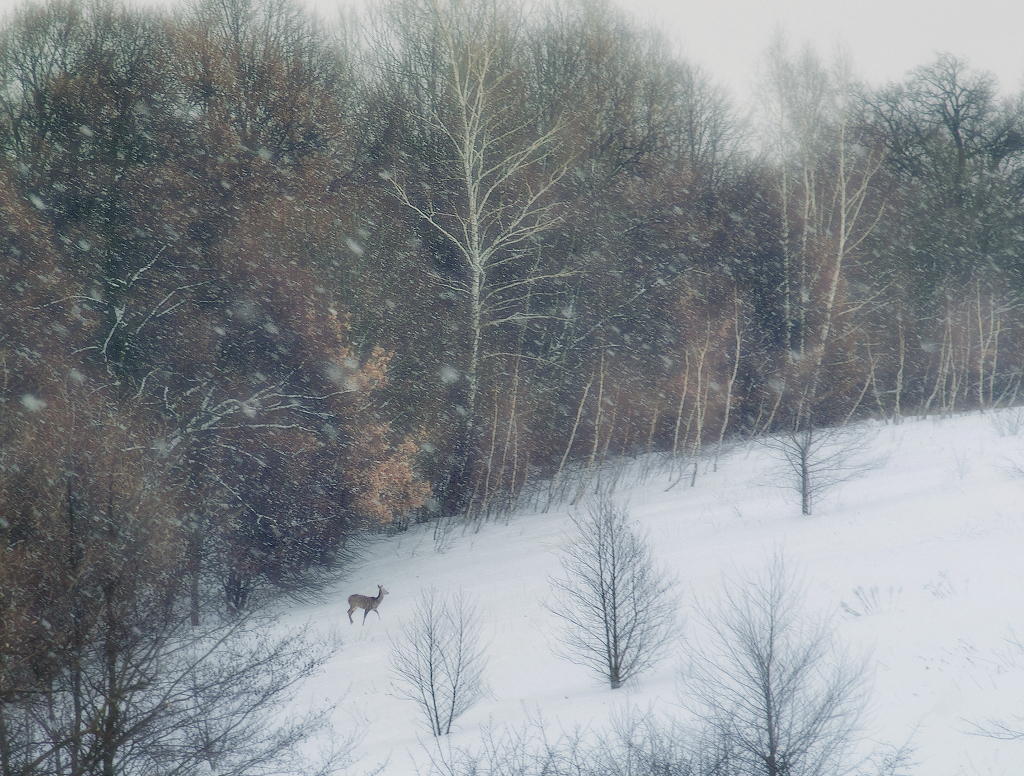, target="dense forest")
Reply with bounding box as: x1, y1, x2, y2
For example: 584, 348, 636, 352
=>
1, 0, 1023, 770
